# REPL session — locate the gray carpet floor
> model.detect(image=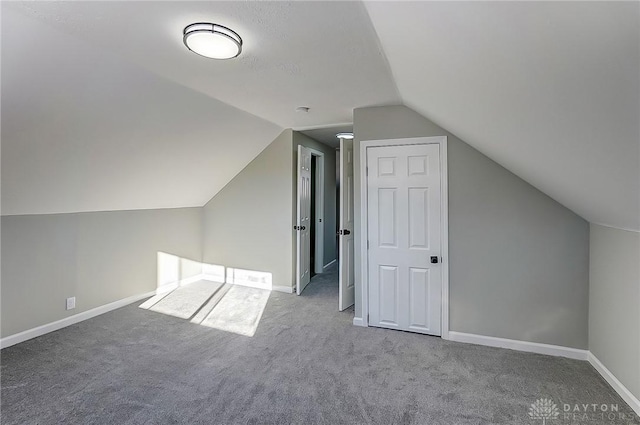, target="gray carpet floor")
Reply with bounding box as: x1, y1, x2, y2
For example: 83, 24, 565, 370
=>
1, 265, 636, 424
